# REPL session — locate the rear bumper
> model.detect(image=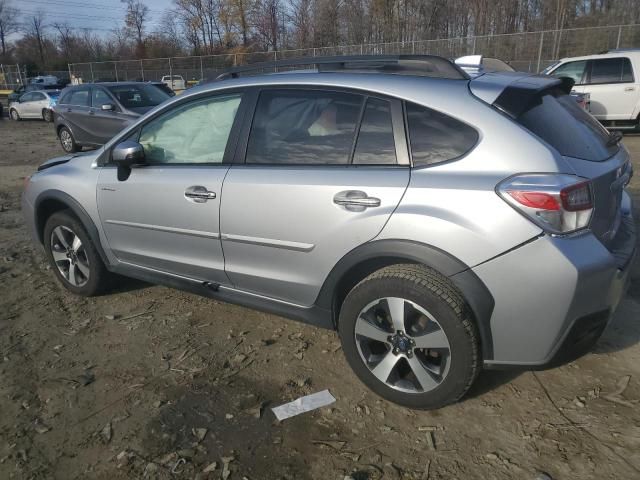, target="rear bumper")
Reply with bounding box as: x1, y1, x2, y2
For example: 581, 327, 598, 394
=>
478, 194, 635, 368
